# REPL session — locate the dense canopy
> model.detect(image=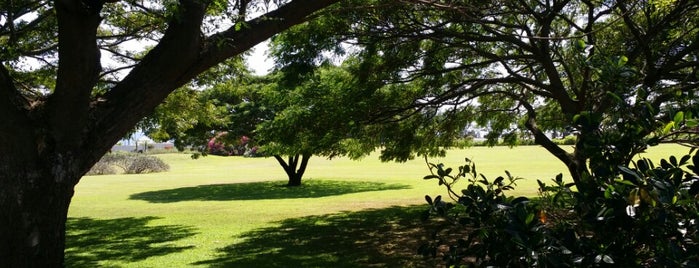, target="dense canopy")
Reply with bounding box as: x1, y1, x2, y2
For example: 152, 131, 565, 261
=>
271, 0, 699, 196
